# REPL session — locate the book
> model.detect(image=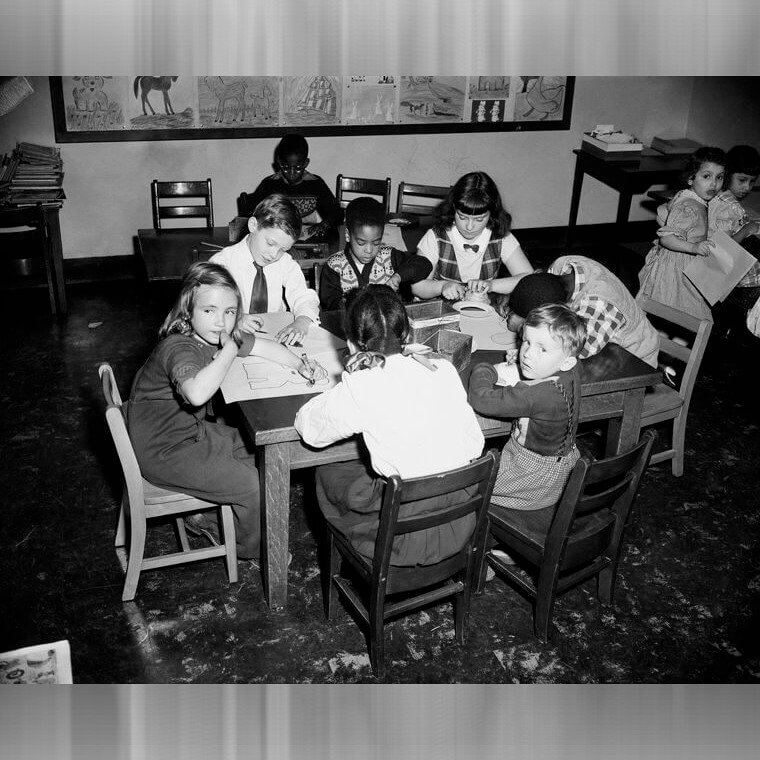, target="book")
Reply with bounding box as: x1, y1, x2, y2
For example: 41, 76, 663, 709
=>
581, 132, 644, 154
650, 136, 703, 155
